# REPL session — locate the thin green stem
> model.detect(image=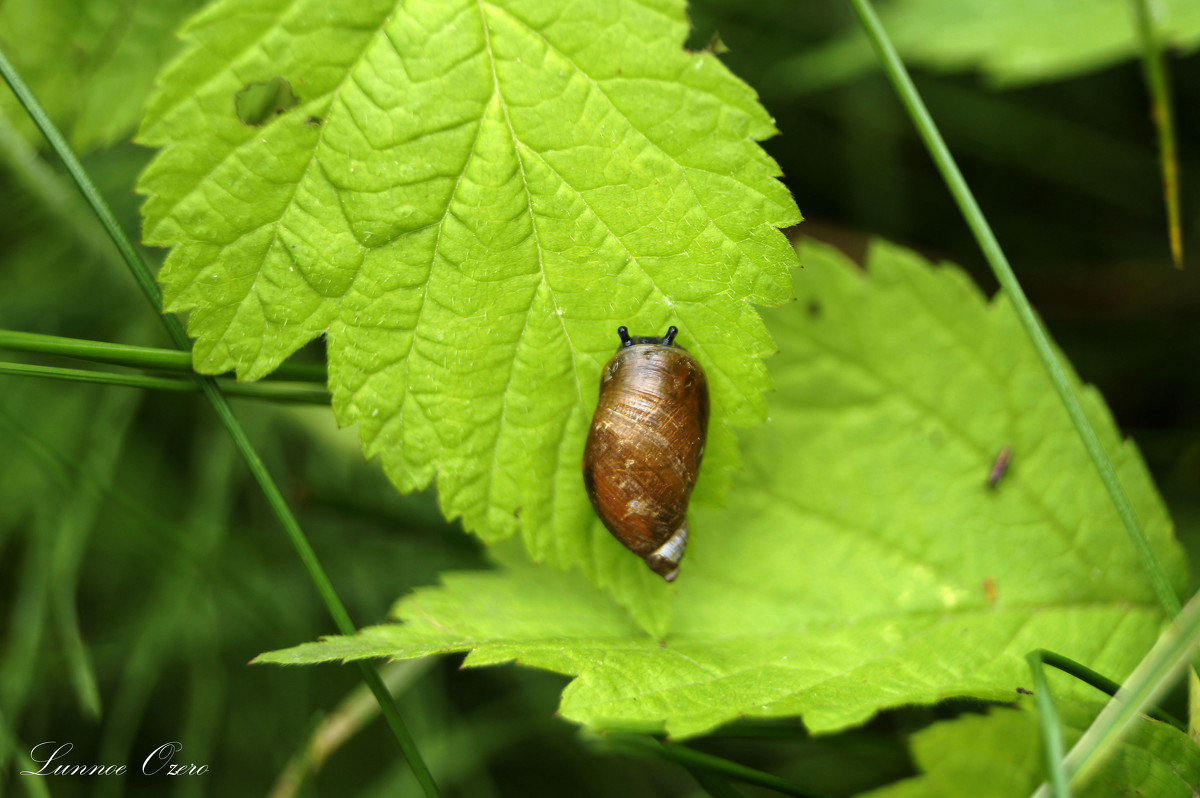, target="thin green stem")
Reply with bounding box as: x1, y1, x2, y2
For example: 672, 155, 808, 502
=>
602, 735, 828, 798
847, 0, 1181, 621
0, 45, 440, 797
0, 58, 166, 328
1130, 0, 1183, 268
1034, 649, 1184, 731
1026, 652, 1070, 798
0, 328, 327, 383
1031, 589, 1200, 797
684, 765, 749, 798
0, 361, 330, 405
270, 661, 435, 798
